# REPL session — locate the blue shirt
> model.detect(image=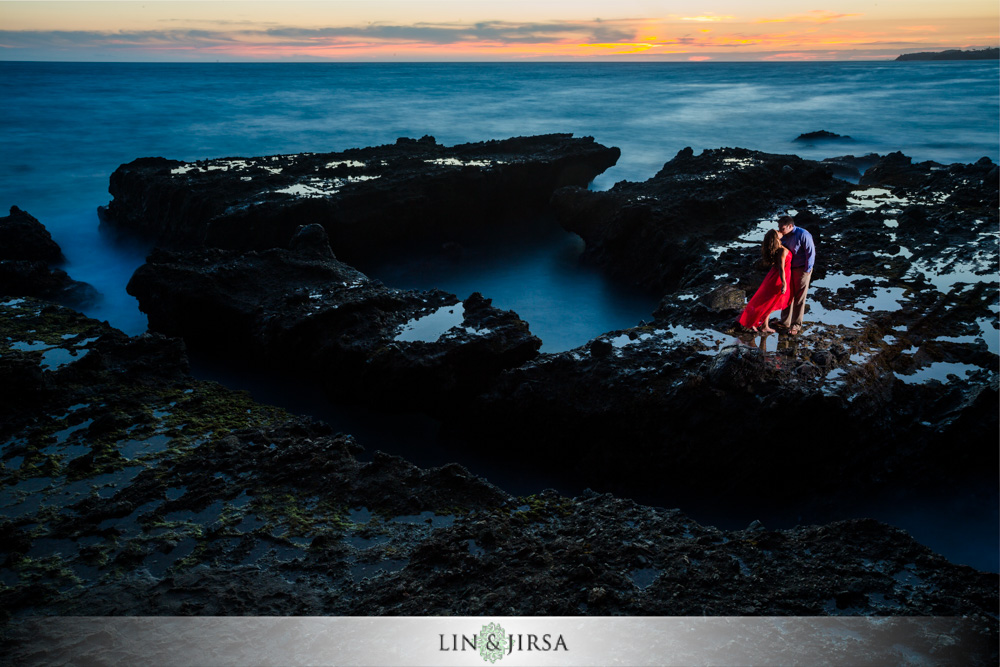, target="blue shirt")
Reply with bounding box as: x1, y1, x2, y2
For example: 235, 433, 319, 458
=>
781, 226, 815, 272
